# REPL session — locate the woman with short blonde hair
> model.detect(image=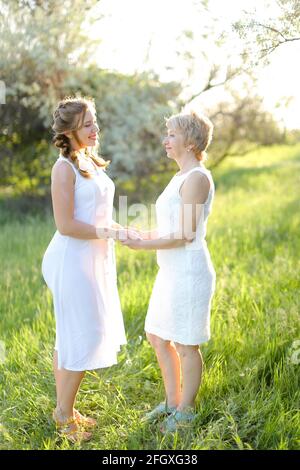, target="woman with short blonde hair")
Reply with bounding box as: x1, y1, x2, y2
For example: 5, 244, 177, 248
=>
123, 110, 216, 433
